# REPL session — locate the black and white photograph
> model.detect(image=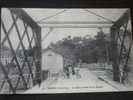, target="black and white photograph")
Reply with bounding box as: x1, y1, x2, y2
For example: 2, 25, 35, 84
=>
0, 8, 133, 94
